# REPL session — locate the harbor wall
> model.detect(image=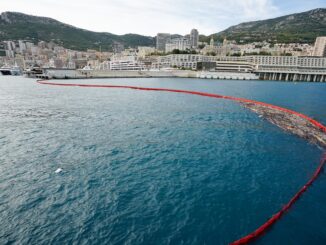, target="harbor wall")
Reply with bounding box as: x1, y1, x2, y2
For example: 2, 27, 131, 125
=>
41, 69, 325, 82
43, 69, 198, 79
